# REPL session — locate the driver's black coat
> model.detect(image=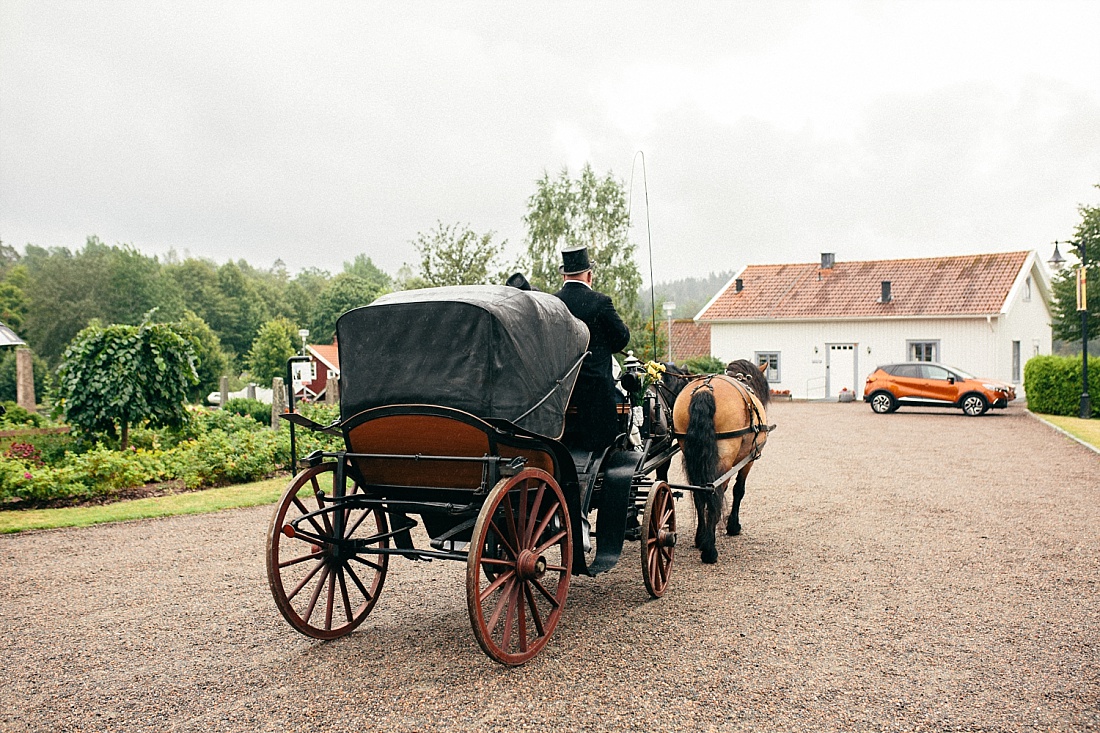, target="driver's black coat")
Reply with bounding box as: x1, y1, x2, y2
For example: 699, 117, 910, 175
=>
554, 281, 631, 450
